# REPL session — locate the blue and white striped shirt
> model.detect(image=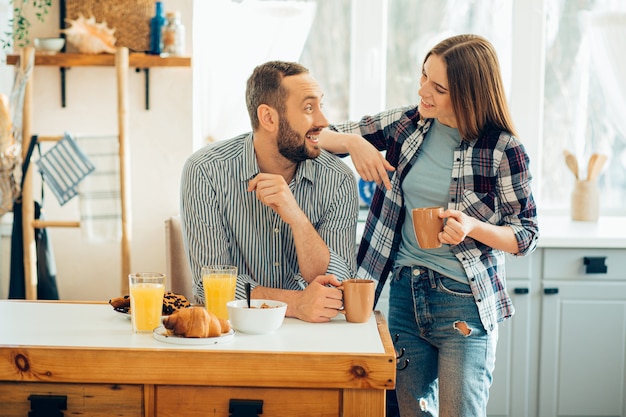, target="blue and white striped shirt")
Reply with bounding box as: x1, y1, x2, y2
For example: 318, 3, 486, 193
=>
180, 133, 359, 304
